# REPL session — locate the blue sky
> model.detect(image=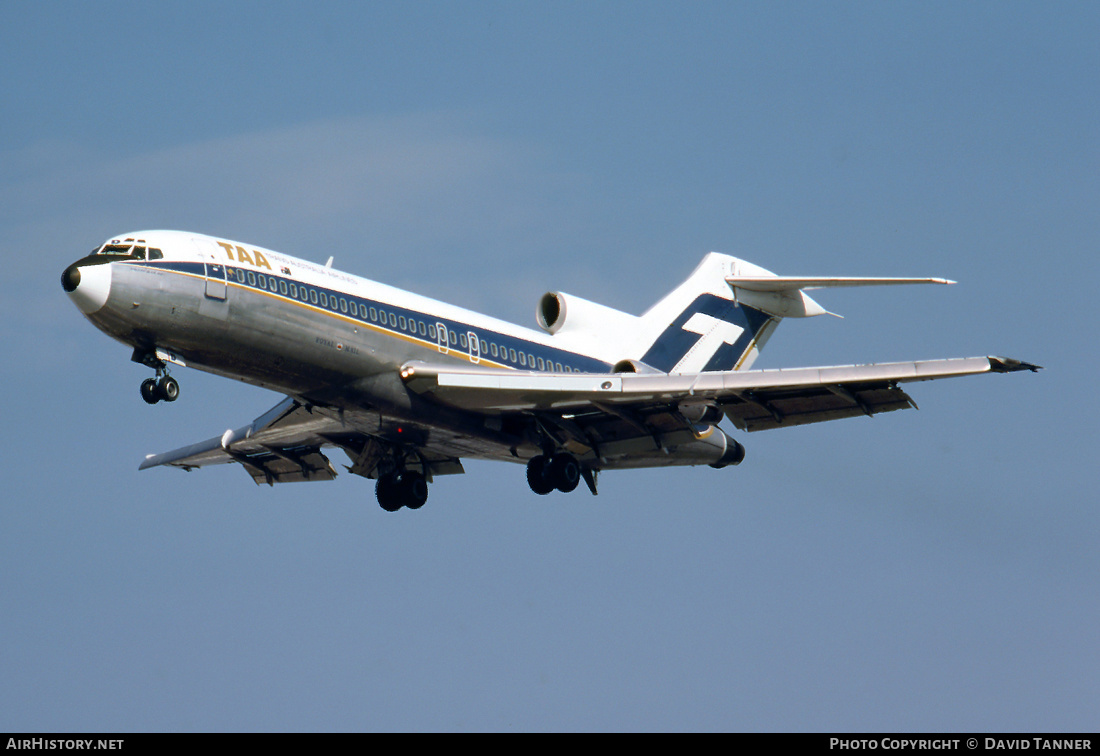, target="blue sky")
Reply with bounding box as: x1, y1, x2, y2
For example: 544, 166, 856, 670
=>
2, 1, 1097, 732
